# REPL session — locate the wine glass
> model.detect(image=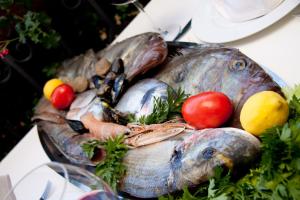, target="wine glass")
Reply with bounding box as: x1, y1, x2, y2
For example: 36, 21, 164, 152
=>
3, 162, 120, 200
3, 162, 69, 200
111, 0, 180, 40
